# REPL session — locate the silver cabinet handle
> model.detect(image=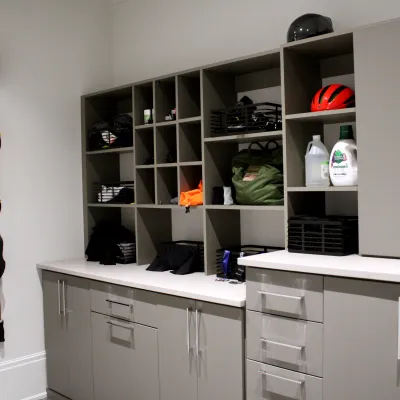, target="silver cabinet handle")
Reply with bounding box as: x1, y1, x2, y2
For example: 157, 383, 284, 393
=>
186, 308, 192, 354
398, 297, 400, 361
260, 338, 304, 352
258, 370, 304, 386
106, 299, 131, 307
107, 321, 134, 331
195, 309, 200, 356
62, 281, 66, 316
258, 291, 303, 301
57, 280, 61, 315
